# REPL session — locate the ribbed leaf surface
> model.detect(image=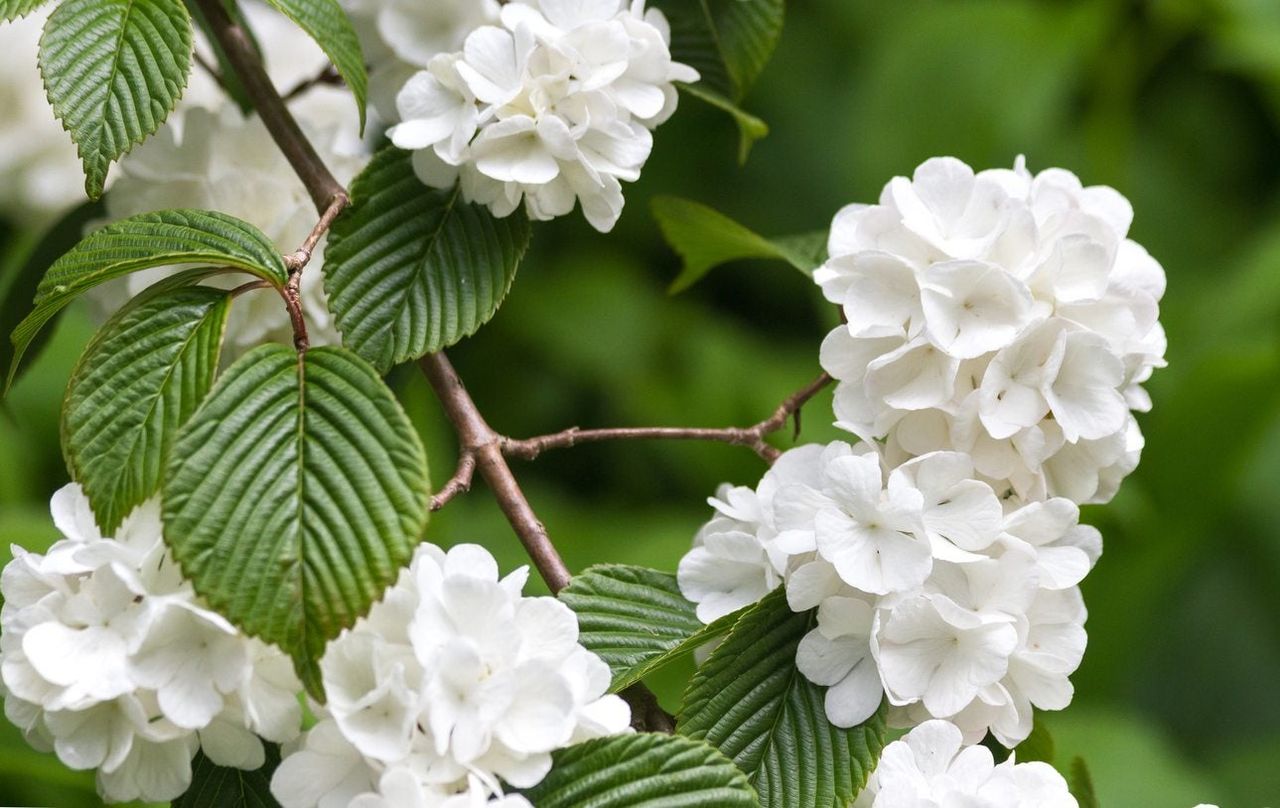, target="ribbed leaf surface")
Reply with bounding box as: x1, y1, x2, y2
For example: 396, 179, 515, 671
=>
163, 345, 430, 697
652, 196, 826, 293
678, 588, 886, 808
38, 0, 193, 198
517, 733, 758, 807
7, 209, 286, 389
1, 0, 49, 21
560, 565, 743, 692
657, 0, 784, 100
172, 743, 282, 807
63, 284, 229, 534
324, 148, 531, 371
261, 0, 366, 131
